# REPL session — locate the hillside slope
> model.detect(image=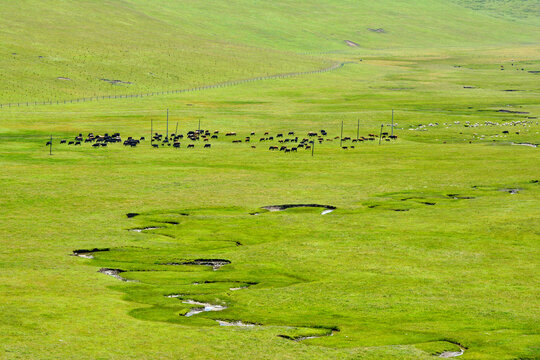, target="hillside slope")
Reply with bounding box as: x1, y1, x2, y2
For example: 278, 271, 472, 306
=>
0, 0, 538, 104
